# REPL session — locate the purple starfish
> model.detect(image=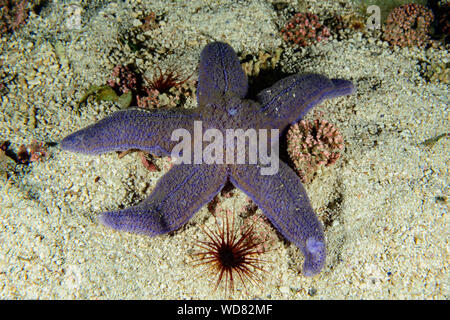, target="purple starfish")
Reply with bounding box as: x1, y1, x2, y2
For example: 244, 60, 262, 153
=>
61, 42, 355, 276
